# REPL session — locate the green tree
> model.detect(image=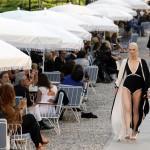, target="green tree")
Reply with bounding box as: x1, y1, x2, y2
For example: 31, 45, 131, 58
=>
0, 0, 85, 12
